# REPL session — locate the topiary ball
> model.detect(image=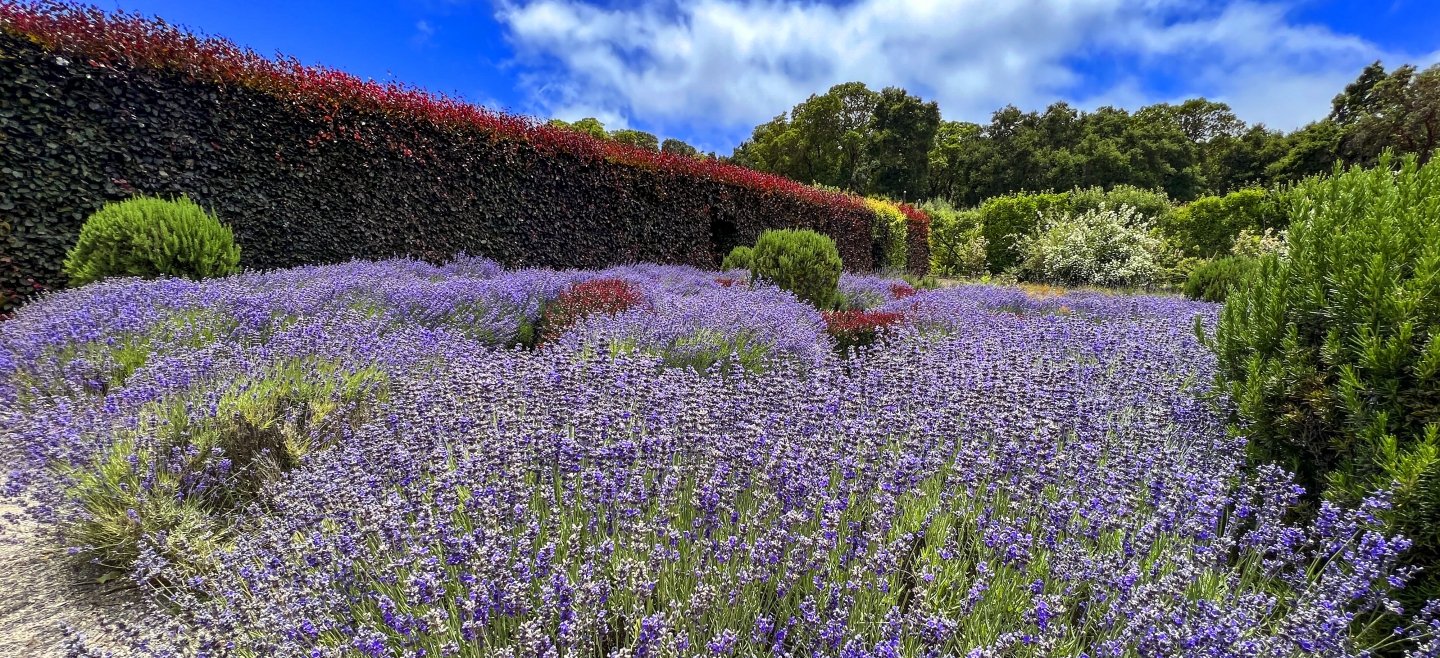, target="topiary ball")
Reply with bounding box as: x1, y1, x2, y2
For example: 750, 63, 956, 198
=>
749, 229, 843, 308
720, 245, 753, 271
64, 195, 241, 287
